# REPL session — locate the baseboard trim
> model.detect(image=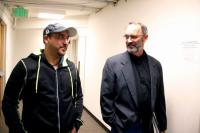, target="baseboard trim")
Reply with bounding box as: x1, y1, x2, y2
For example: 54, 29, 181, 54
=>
83, 106, 110, 133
